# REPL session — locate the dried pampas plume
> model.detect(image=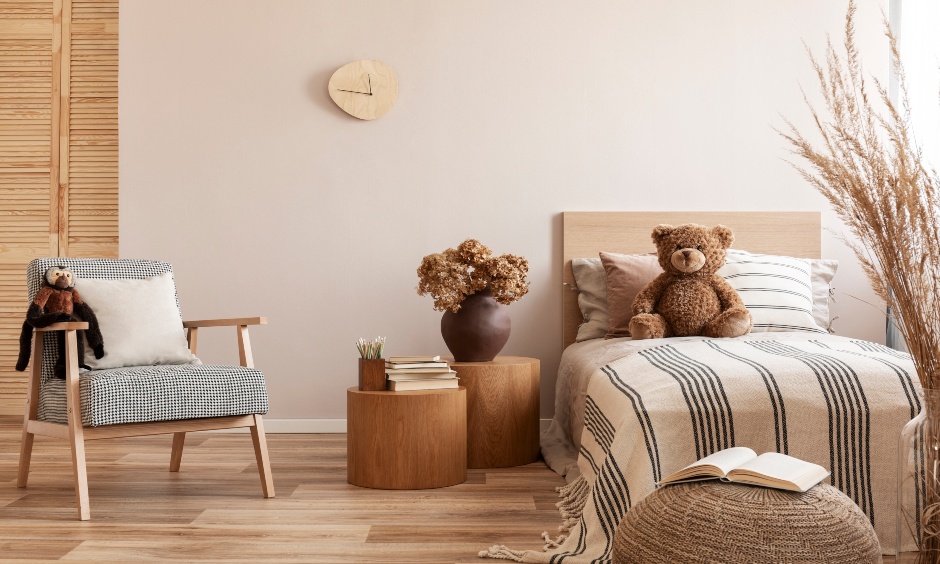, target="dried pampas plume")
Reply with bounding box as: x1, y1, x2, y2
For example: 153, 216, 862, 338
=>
779, 0, 940, 388
417, 239, 529, 312
781, 5, 940, 557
